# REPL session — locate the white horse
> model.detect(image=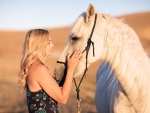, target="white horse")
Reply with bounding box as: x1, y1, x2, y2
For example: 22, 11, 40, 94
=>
54, 4, 150, 113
